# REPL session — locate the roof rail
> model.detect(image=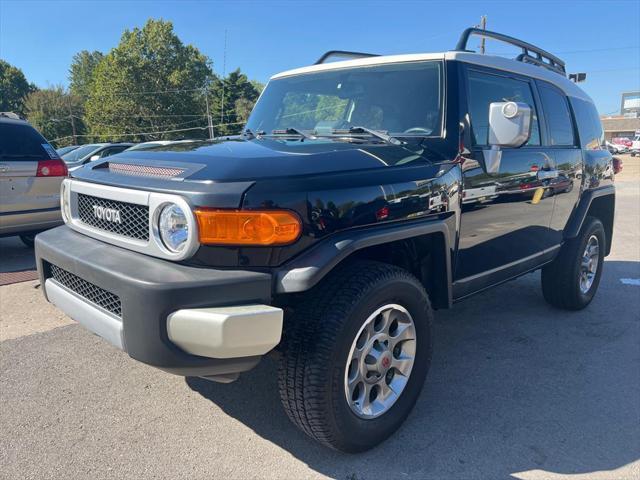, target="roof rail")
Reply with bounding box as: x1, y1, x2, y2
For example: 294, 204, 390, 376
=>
455, 28, 566, 76
315, 50, 379, 65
